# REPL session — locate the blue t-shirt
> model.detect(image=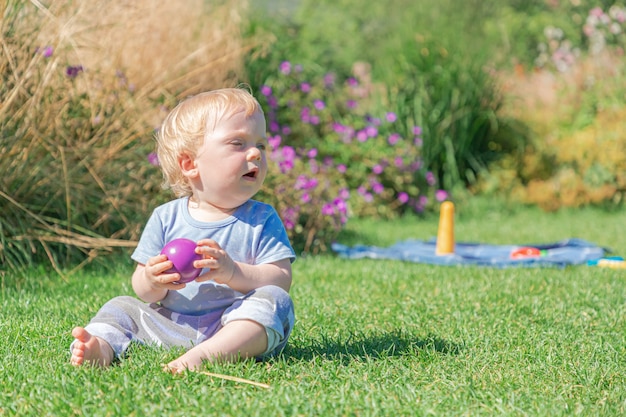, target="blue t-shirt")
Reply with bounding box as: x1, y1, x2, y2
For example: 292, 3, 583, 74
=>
131, 197, 295, 315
